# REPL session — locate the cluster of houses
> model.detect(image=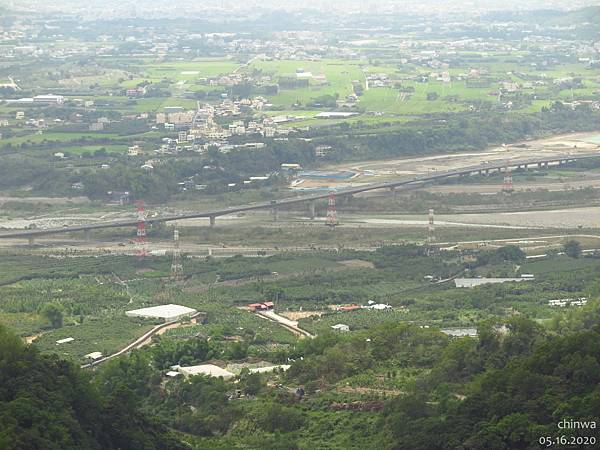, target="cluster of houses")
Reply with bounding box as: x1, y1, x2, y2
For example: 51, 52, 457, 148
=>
337, 301, 392, 312
365, 72, 391, 88
149, 98, 297, 156
548, 297, 588, 308
247, 301, 275, 312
